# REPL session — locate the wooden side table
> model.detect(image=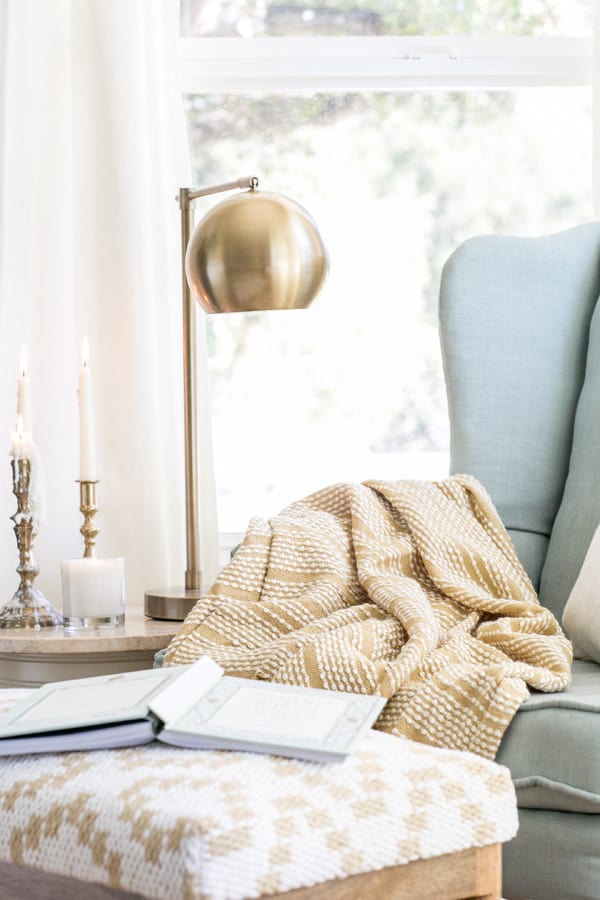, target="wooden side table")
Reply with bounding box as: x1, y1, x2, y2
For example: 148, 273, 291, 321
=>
0, 608, 177, 688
